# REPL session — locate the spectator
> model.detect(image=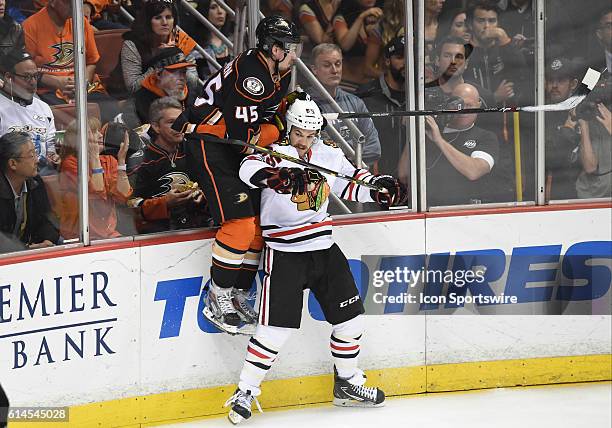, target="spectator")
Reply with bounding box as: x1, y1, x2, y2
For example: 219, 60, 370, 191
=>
356, 35, 406, 176
380, 0, 404, 45
424, 83, 500, 206
129, 47, 198, 124
0, 0, 26, 60
119, 0, 199, 95
425, 0, 446, 64
464, 0, 528, 105
197, 0, 233, 78
0, 50, 58, 175
83, 0, 126, 30
298, 0, 340, 46
128, 97, 210, 233
0, 131, 59, 249
543, 57, 581, 200
310, 43, 381, 169
332, 0, 383, 87
576, 102, 611, 199
589, 8, 612, 73
22, 0, 119, 122
261, 0, 294, 22
425, 36, 495, 114
58, 117, 132, 239
500, 0, 578, 61
435, 7, 470, 44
